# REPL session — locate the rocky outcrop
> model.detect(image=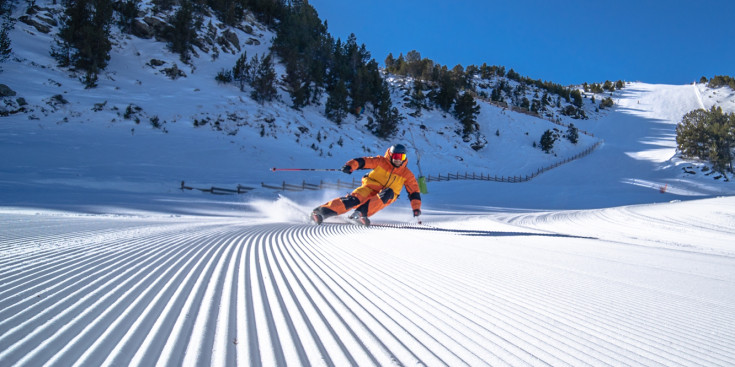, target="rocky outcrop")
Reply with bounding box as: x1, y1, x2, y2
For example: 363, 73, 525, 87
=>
0, 84, 17, 97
